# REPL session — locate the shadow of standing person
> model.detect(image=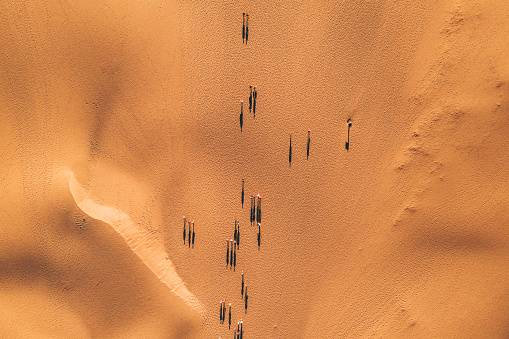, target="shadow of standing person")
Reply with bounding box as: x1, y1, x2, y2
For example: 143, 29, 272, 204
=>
239, 100, 243, 132
241, 179, 244, 208
192, 222, 195, 247
228, 303, 232, 329
242, 13, 245, 44
227, 238, 230, 267
257, 223, 261, 249
244, 285, 248, 313
249, 86, 252, 115
252, 86, 257, 118
183, 216, 186, 245
307, 130, 311, 160
346, 119, 352, 151
245, 14, 249, 43
289, 134, 292, 166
